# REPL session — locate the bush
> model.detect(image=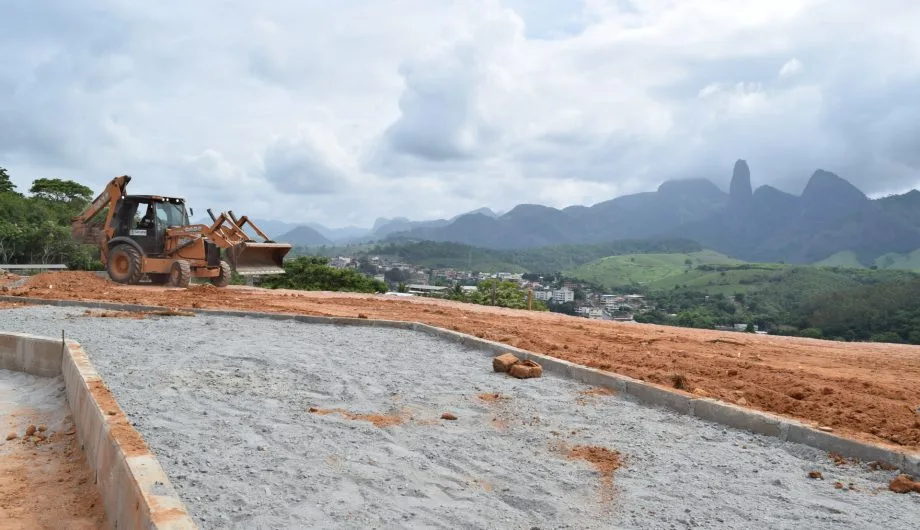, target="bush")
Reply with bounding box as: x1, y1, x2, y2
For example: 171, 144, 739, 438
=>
261, 256, 386, 293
